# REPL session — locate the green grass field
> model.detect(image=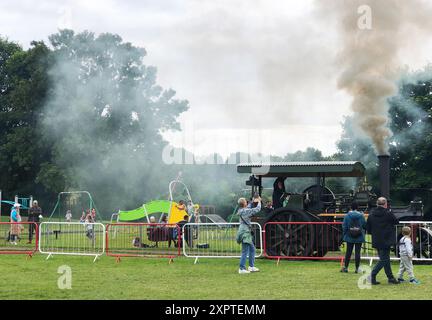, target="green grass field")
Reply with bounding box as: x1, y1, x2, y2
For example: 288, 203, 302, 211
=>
0, 254, 431, 300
